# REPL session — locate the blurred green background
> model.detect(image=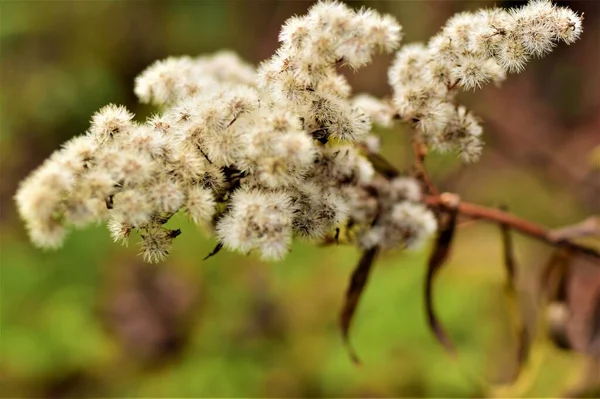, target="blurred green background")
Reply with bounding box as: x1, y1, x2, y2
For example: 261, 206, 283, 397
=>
1, 1, 599, 397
